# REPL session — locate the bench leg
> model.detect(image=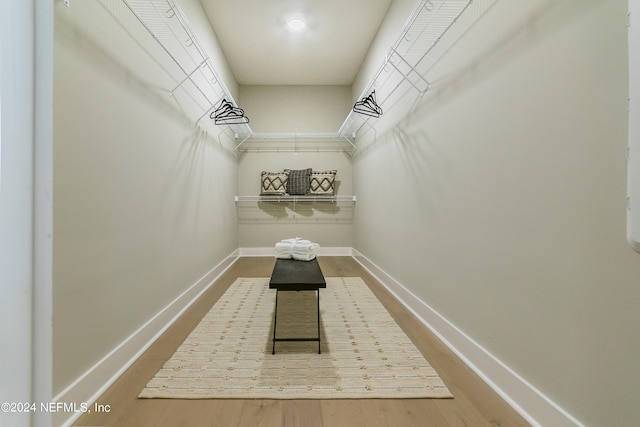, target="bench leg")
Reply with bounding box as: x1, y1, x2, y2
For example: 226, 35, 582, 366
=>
317, 290, 321, 354
271, 288, 321, 355
272, 290, 279, 355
